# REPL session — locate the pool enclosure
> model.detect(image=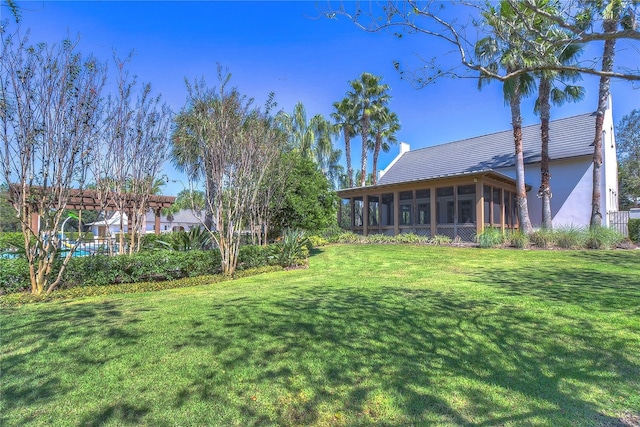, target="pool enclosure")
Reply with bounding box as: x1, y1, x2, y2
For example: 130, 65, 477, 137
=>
337, 171, 524, 242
